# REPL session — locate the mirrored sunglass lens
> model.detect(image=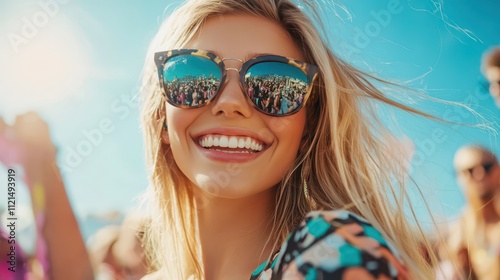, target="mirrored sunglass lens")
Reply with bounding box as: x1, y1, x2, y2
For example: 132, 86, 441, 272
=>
162, 54, 221, 107
245, 62, 308, 115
